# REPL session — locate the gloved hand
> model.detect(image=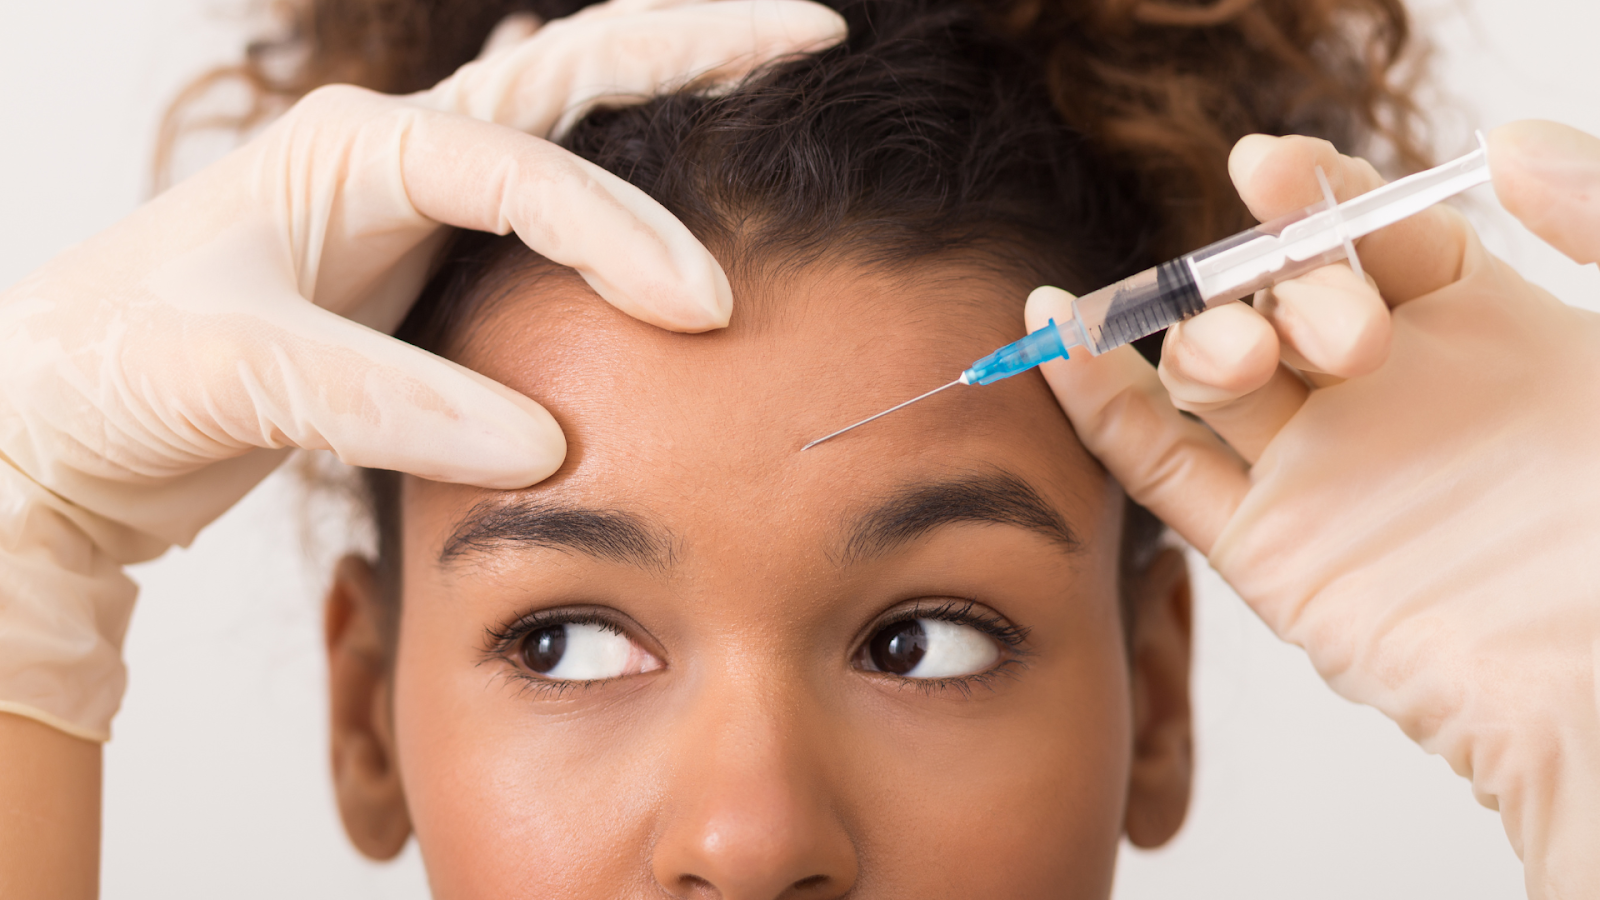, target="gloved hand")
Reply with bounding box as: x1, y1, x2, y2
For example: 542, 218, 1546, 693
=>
1026, 120, 1600, 900
0, 0, 845, 742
